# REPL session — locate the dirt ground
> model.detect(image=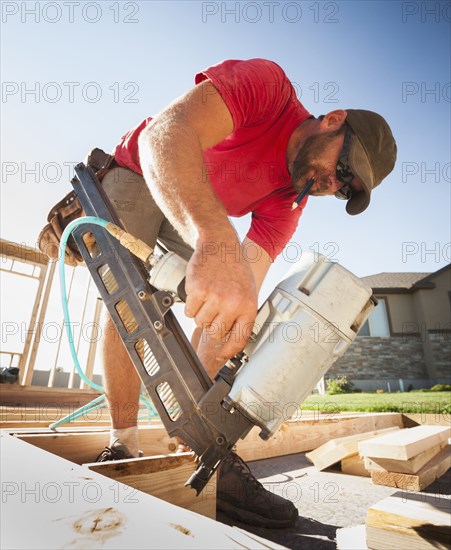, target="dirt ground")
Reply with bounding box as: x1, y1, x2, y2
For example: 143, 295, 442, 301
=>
217, 452, 451, 550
